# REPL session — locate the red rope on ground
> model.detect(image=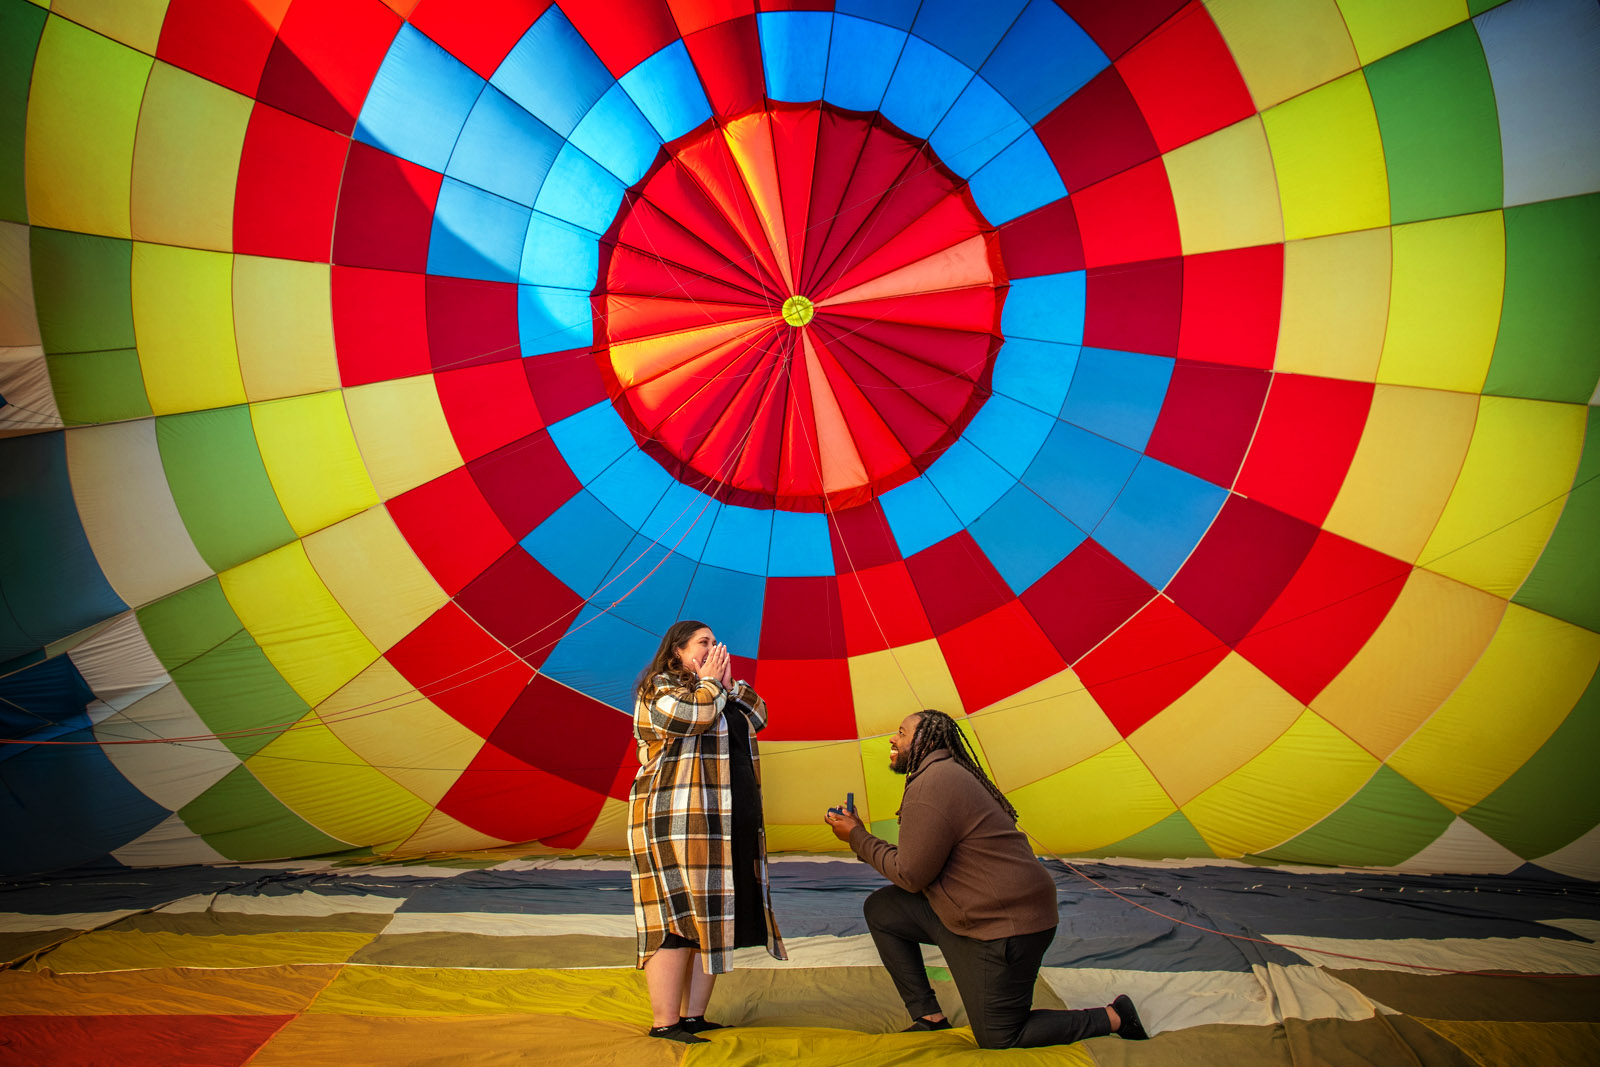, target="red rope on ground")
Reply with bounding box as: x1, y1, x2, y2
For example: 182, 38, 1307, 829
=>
1023, 829, 1543, 978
